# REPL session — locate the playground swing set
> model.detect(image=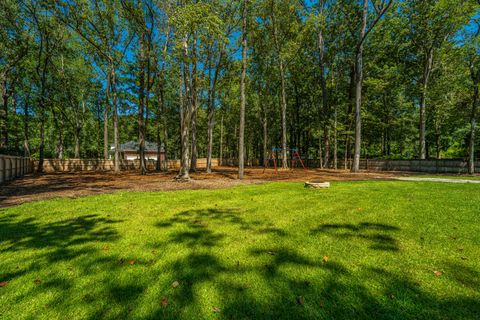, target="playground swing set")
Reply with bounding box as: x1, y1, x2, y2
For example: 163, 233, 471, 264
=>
263, 147, 307, 174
